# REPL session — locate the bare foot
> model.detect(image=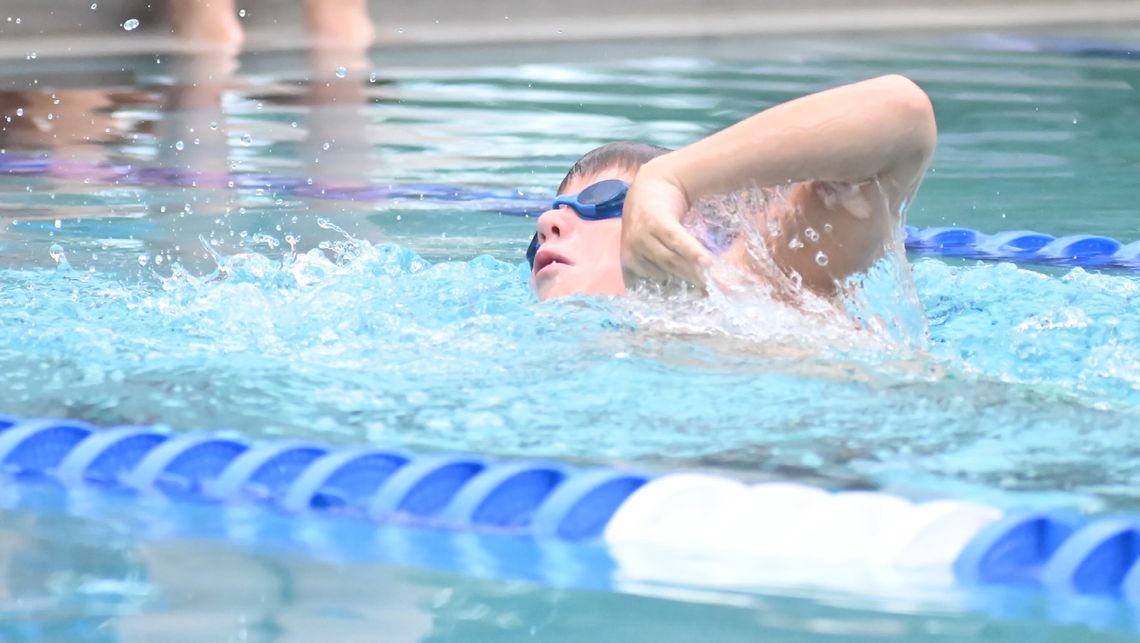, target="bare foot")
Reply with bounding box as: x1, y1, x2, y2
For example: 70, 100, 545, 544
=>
169, 0, 244, 54
305, 0, 376, 51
